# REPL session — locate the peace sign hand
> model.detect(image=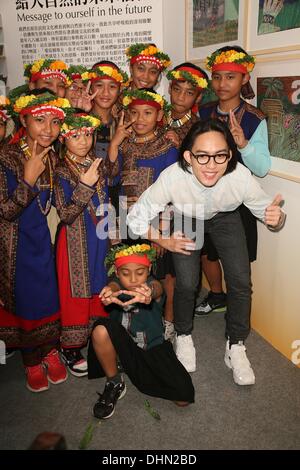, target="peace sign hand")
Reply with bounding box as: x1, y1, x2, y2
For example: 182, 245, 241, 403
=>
111, 111, 135, 146
23, 140, 51, 187
80, 158, 102, 187
75, 81, 99, 113
229, 110, 248, 149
